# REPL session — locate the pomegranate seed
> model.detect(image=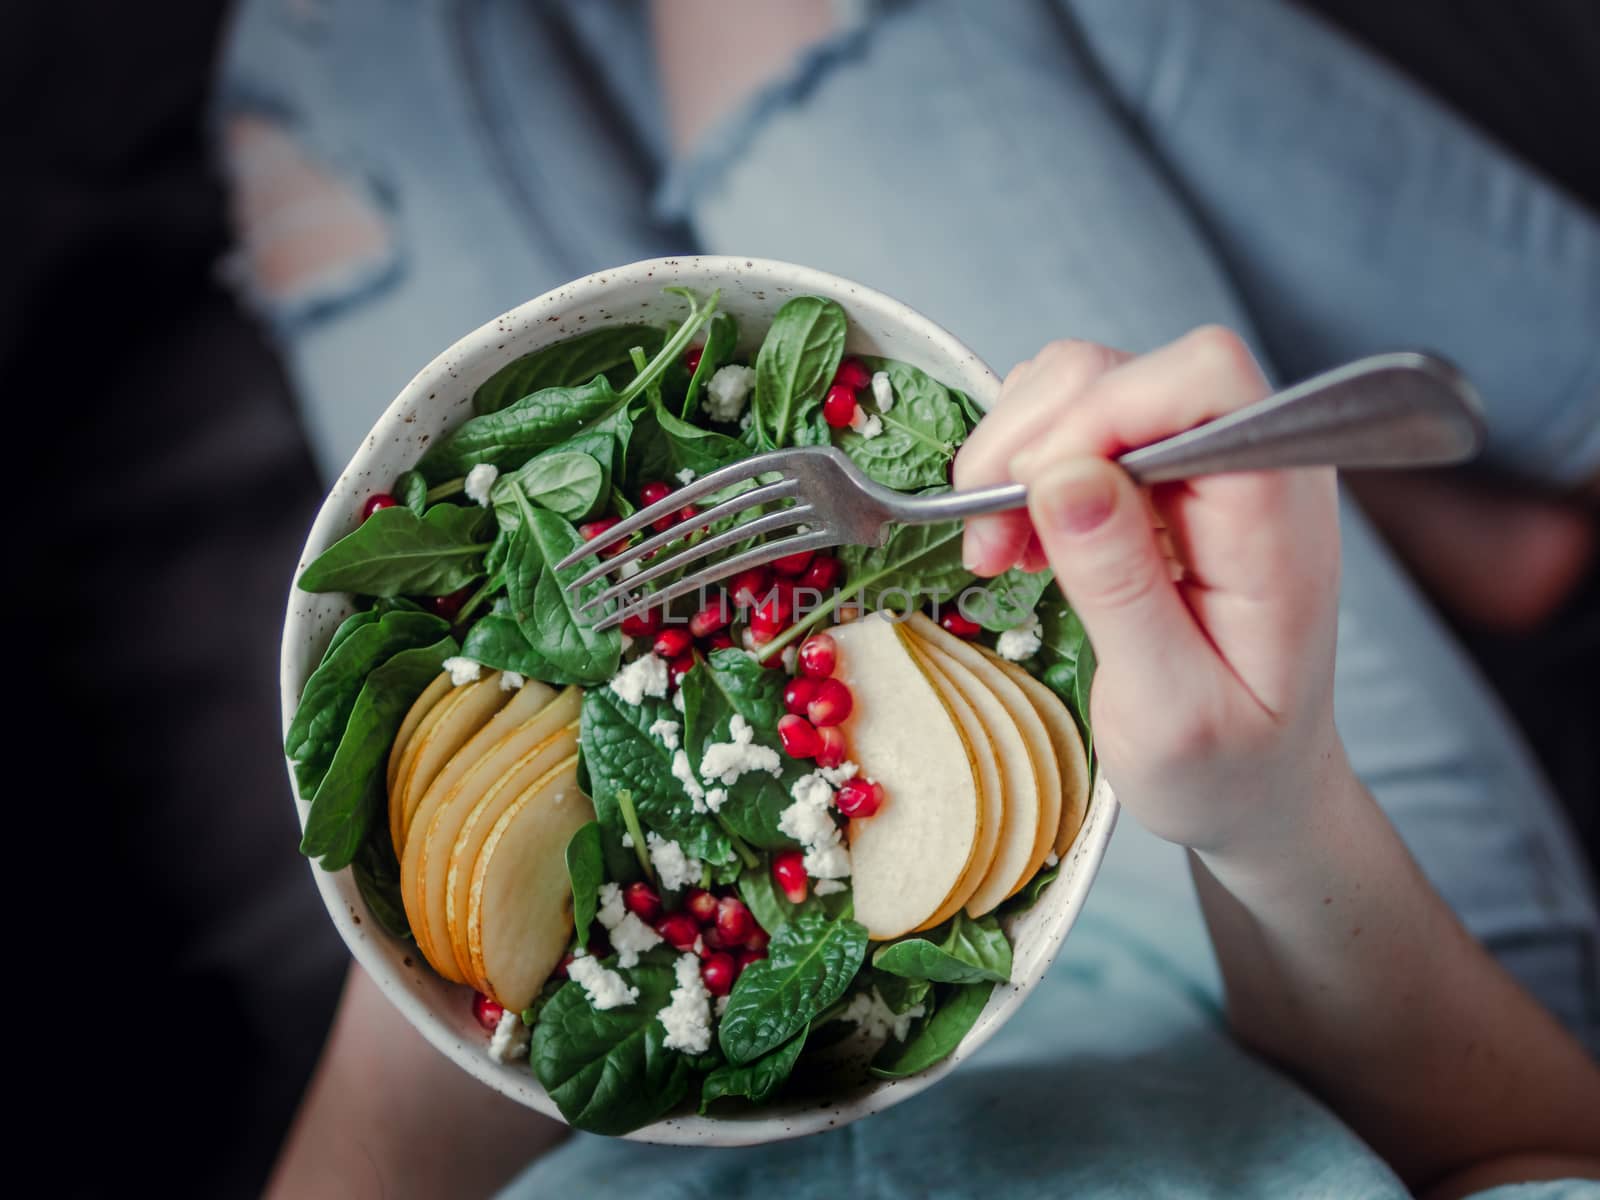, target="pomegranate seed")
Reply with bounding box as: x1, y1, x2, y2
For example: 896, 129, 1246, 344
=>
706, 632, 735, 651
835, 778, 885, 818
807, 677, 854, 727
688, 596, 731, 639
655, 911, 700, 950
834, 357, 871, 390
822, 383, 859, 428
651, 508, 682, 535
798, 554, 841, 592
680, 503, 701, 524
361, 493, 398, 520
730, 567, 771, 608
772, 851, 809, 904
431, 584, 473, 621
778, 714, 822, 758
700, 924, 727, 953
620, 608, 664, 638
784, 676, 819, 716
737, 948, 768, 973
715, 897, 755, 945
653, 627, 692, 659
668, 652, 695, 685
472, 992, 504, 1031
798, 633, 837, 678
579, 516, 627, 558
750, 591, 793, 641
814, 724, 847, 769
639, 480, 673, 507
701, 952, 738, 997
552, 953, 574, 980
940, 611, 982, 639
685, 888, 719, 925
771, 548, 814, 576
744, 926, 770, 953
684, 346, 703, 373
623, 881, 662, 924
